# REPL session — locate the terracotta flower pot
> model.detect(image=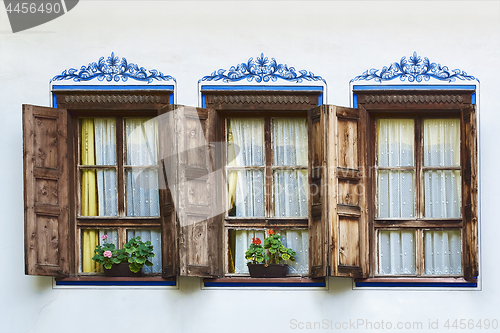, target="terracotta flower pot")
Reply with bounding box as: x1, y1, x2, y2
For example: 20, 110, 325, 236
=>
247, 264, 288, 278
103, 262, 142, 277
